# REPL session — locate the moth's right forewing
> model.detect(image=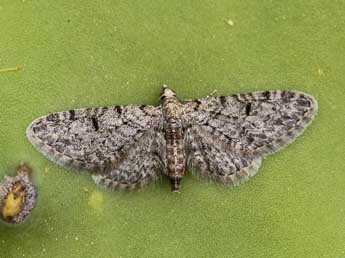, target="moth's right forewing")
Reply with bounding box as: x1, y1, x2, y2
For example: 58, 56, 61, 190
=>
182, 90, 317, 186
